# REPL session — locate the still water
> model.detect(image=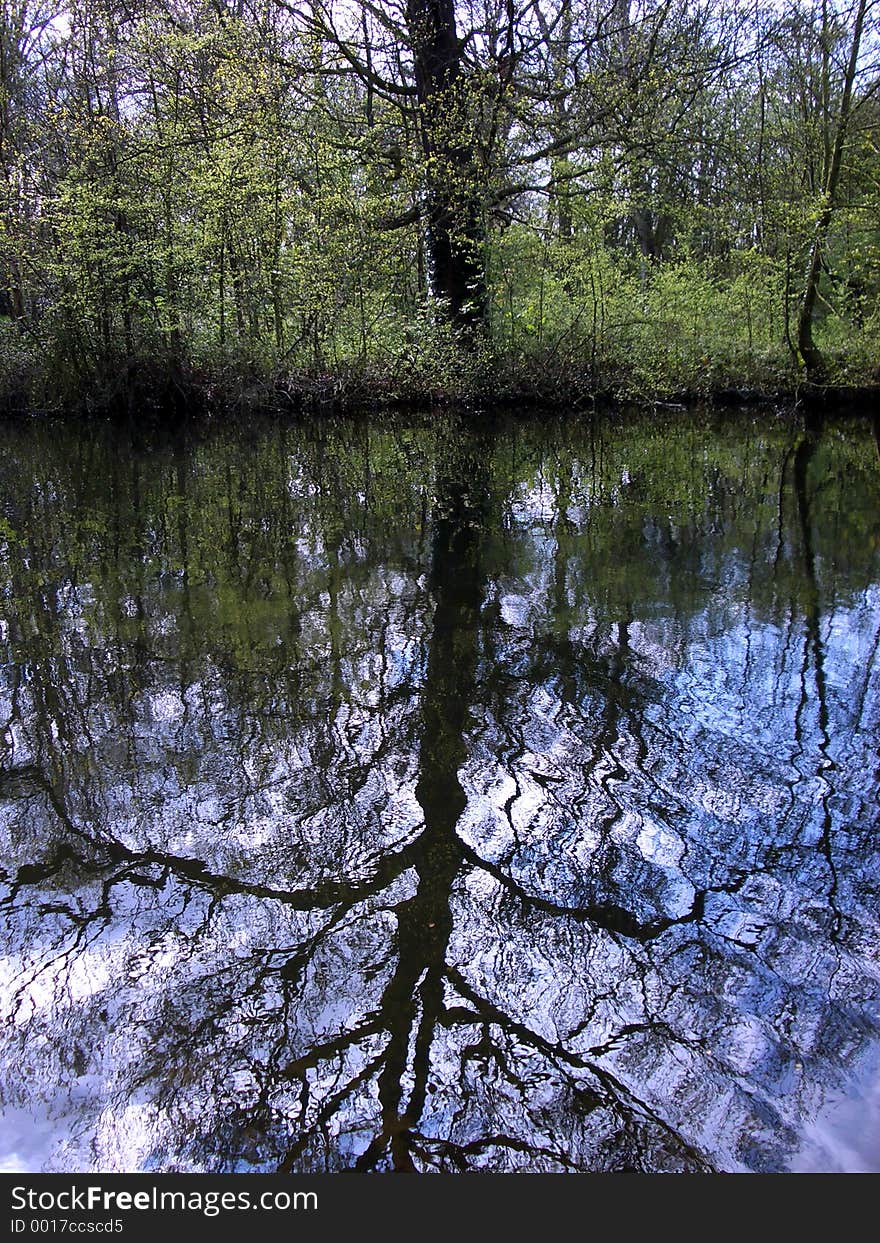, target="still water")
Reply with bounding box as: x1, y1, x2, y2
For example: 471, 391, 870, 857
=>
0, 408, 878, 1173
